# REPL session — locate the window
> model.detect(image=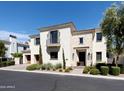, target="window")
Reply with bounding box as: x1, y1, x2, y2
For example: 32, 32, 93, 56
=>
96, 32, 102, 41
35, 38, 40, 45
50, 31, 58, 43
50, 52, 58, 59
96, 52, 102, 61
79, 37, 83, 44
35, 55, 39, 61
